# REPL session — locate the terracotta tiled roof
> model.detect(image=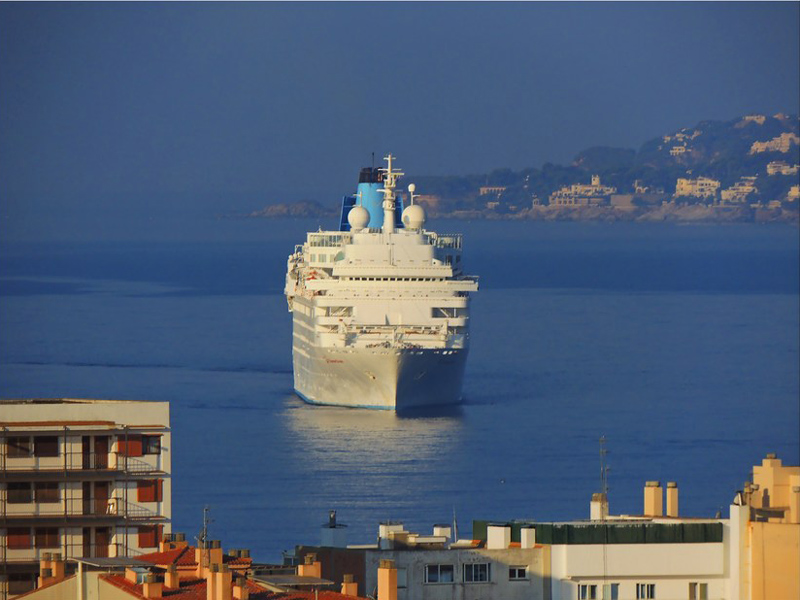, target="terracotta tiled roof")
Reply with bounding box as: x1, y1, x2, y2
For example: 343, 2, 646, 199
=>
137, 546, 193, 566
135, 545, 252, 569
102, 574, 365, 600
